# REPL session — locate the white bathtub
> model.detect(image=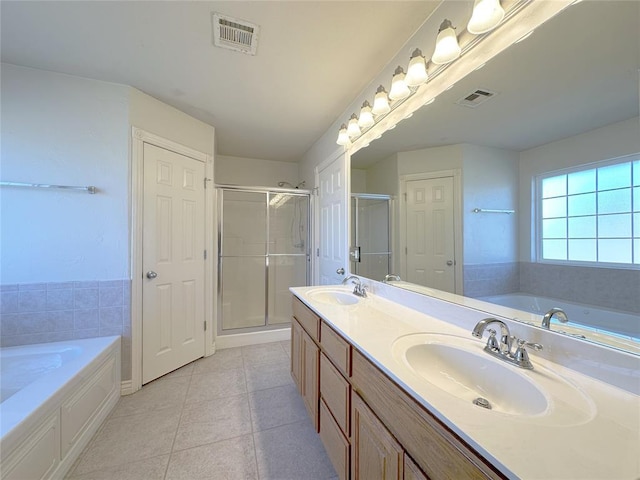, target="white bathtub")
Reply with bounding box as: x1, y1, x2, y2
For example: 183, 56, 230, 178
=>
479, 293, 640, 339
0, 336, 120, 480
